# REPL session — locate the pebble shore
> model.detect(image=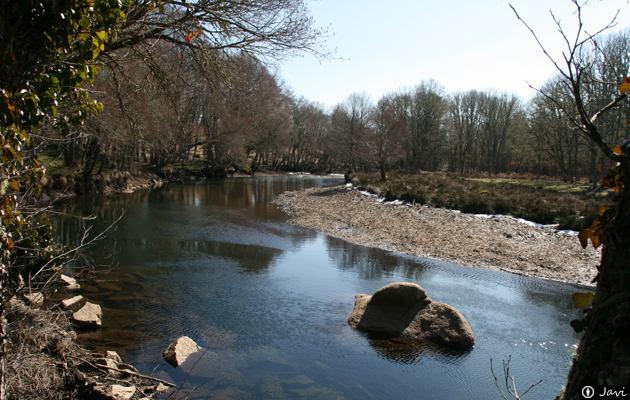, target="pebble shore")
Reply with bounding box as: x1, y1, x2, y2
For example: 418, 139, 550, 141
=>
274, 185, 599, 286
